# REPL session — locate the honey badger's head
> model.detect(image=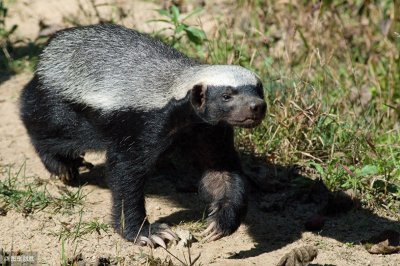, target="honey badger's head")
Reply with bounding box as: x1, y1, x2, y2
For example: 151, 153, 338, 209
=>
188, 65, 266, 128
